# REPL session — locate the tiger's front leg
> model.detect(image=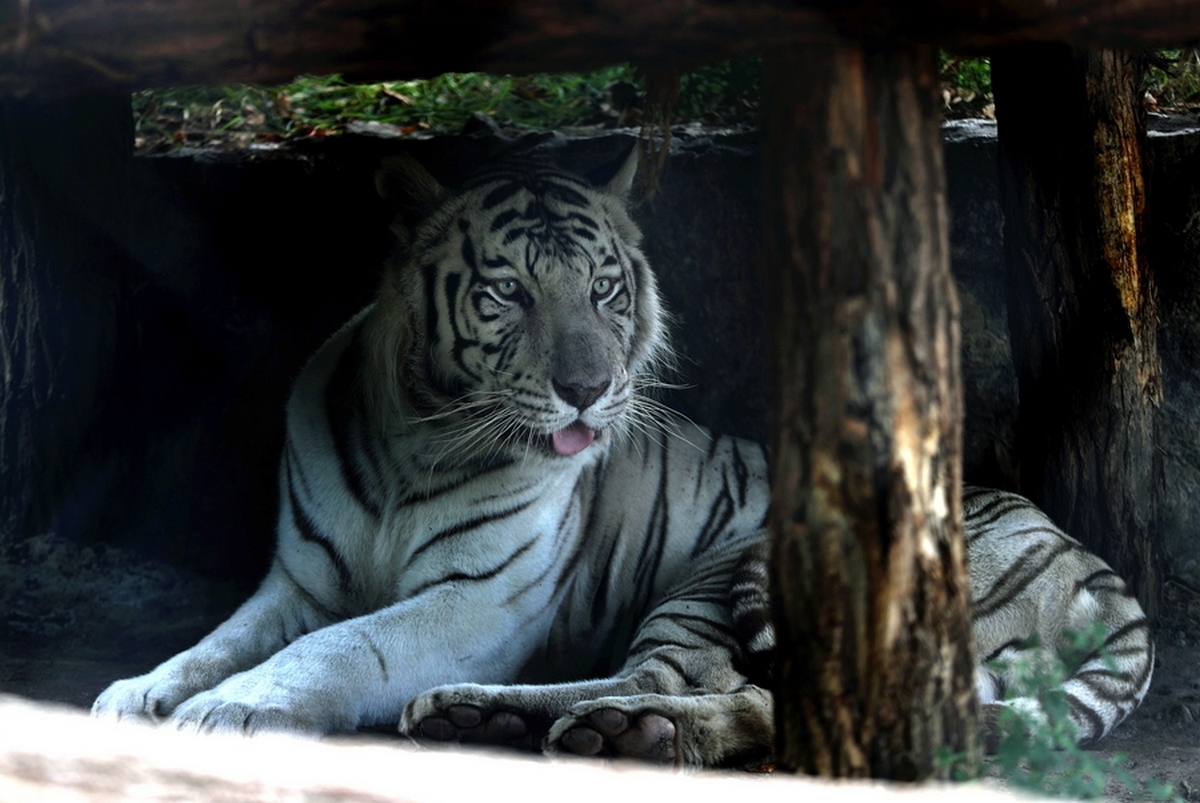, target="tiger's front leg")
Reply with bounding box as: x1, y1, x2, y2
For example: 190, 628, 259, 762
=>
92, 564, 333, 725
400, 590, 775, 767
544, 687, 773, 767
401, 681, 723, 764
164, 580, 542, 735
97, 549, 551, 735
401, 659, 773, 767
